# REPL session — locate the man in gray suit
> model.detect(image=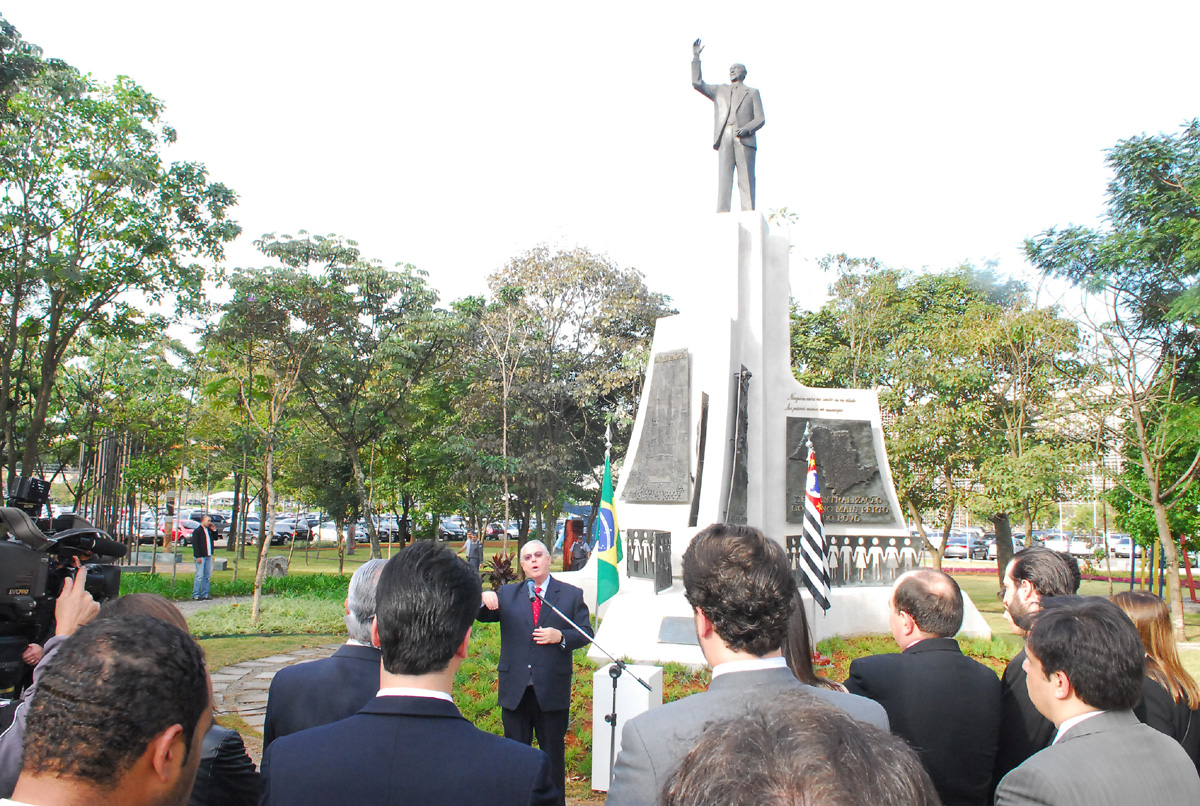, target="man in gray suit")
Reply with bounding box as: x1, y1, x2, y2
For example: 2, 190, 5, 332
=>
691, 39, 766, 213
995, 597, 1200, 805
606, 523, 888, 806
